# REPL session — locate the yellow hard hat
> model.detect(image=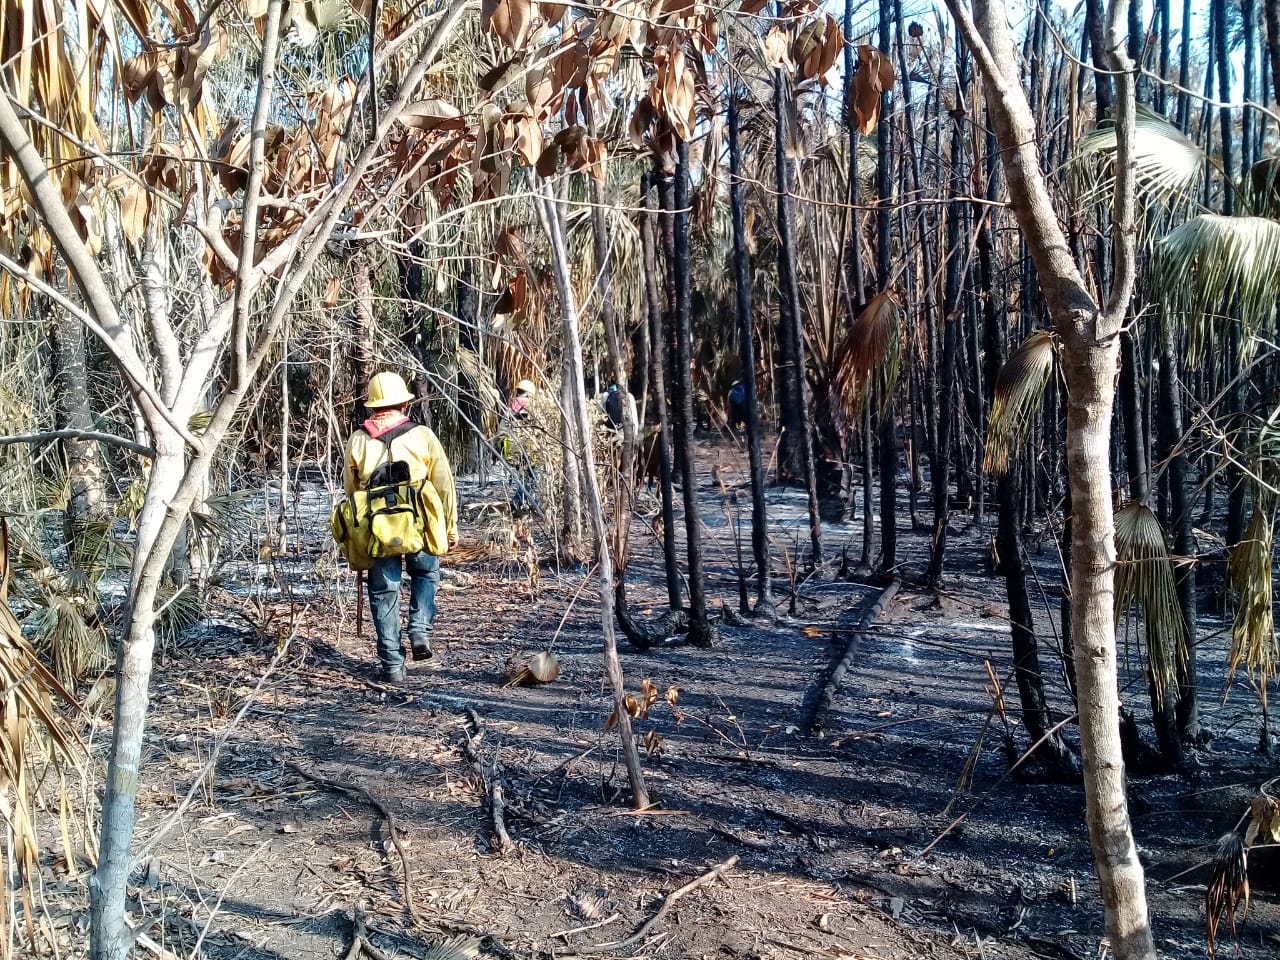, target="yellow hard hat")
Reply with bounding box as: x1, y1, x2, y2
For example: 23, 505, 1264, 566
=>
365, 372, 414, 409
515, 379, 537, 396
